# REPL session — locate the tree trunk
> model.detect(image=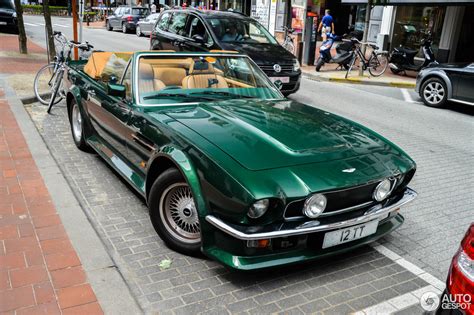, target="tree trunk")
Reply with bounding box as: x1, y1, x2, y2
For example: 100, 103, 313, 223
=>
13, 0, 27, 54
43, 0, 56, 62
358, 3, 371, 76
